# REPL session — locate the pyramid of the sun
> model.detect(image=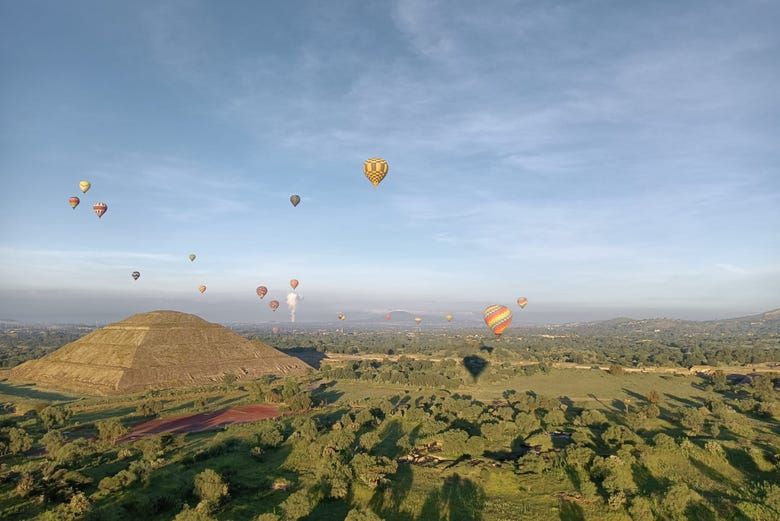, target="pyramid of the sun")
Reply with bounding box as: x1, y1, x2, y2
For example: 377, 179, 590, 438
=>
8, 310, 310, 396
